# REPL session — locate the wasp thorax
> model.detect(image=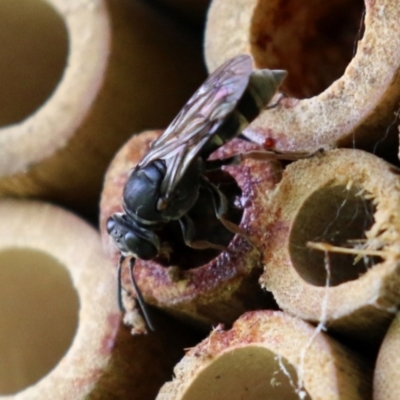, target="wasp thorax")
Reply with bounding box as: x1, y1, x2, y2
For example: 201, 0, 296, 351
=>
123, 161, 166, 223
